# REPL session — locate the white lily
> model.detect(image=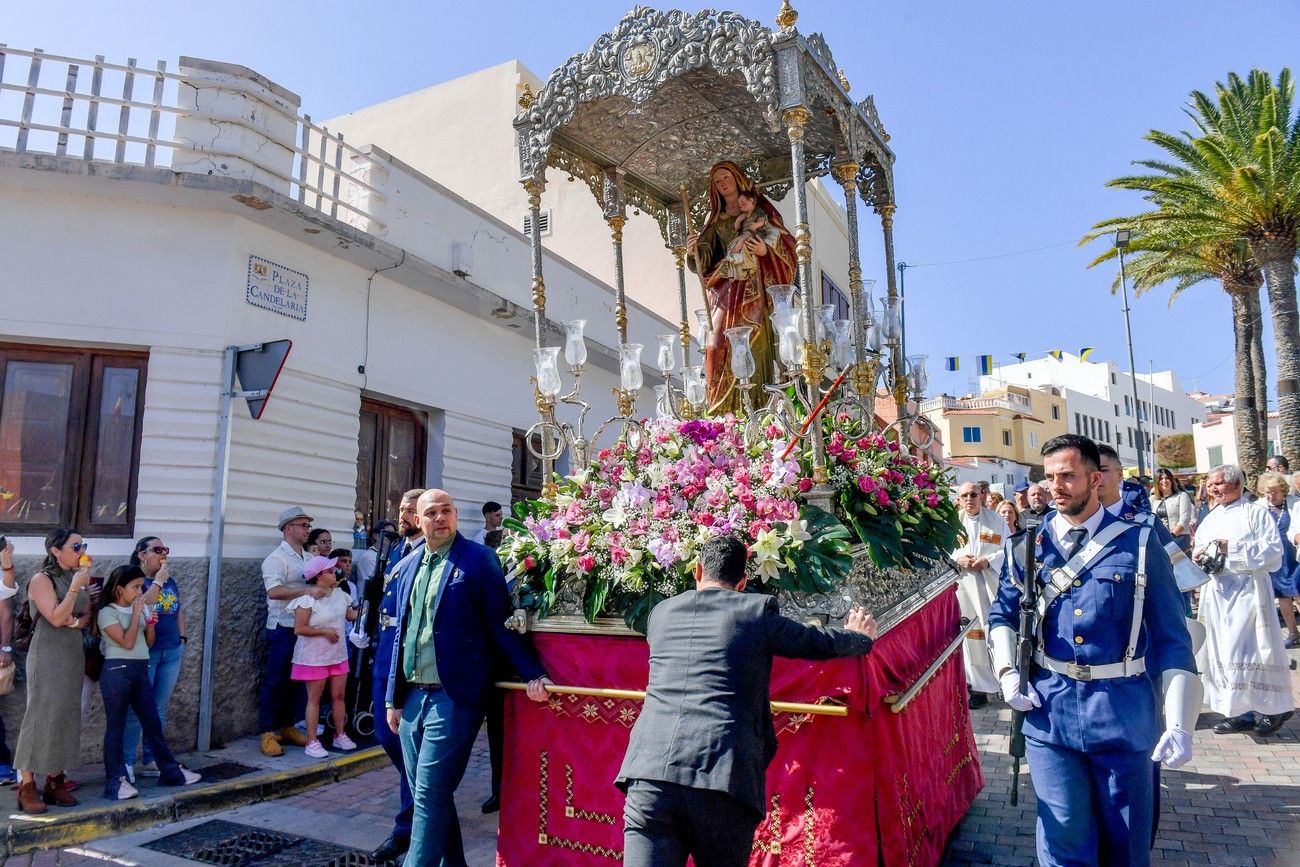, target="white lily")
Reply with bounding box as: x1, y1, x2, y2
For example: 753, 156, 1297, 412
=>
754, 557, 782, 582
786, 518, 812, 548
751, 527, 782, 563
602, 501, 628, 528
